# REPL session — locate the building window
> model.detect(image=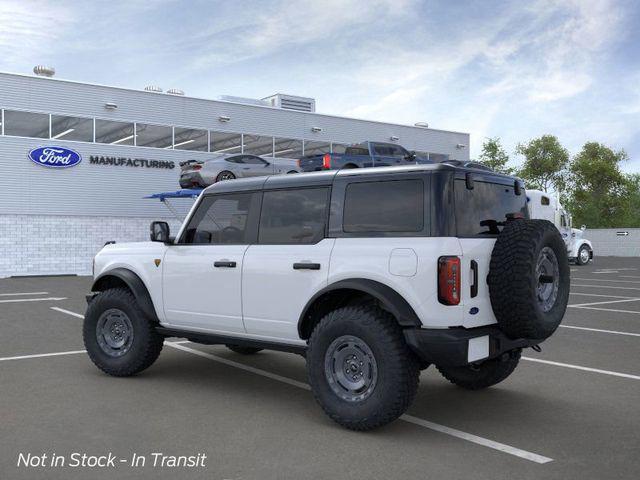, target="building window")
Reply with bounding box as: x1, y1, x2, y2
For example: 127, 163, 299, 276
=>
3, 110, 49, 138
243, 135, 274, 156
343, 180, 424, 233
259, 188, 329, 244
135, 123, 172, 149
331, 143, 348, 154
173, 127, 208, 151
95, 119, 135, 145
210, 131, 242, 154
50, 115, 93, 142
273, 137, 303, 158
303, 140, 331, 156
